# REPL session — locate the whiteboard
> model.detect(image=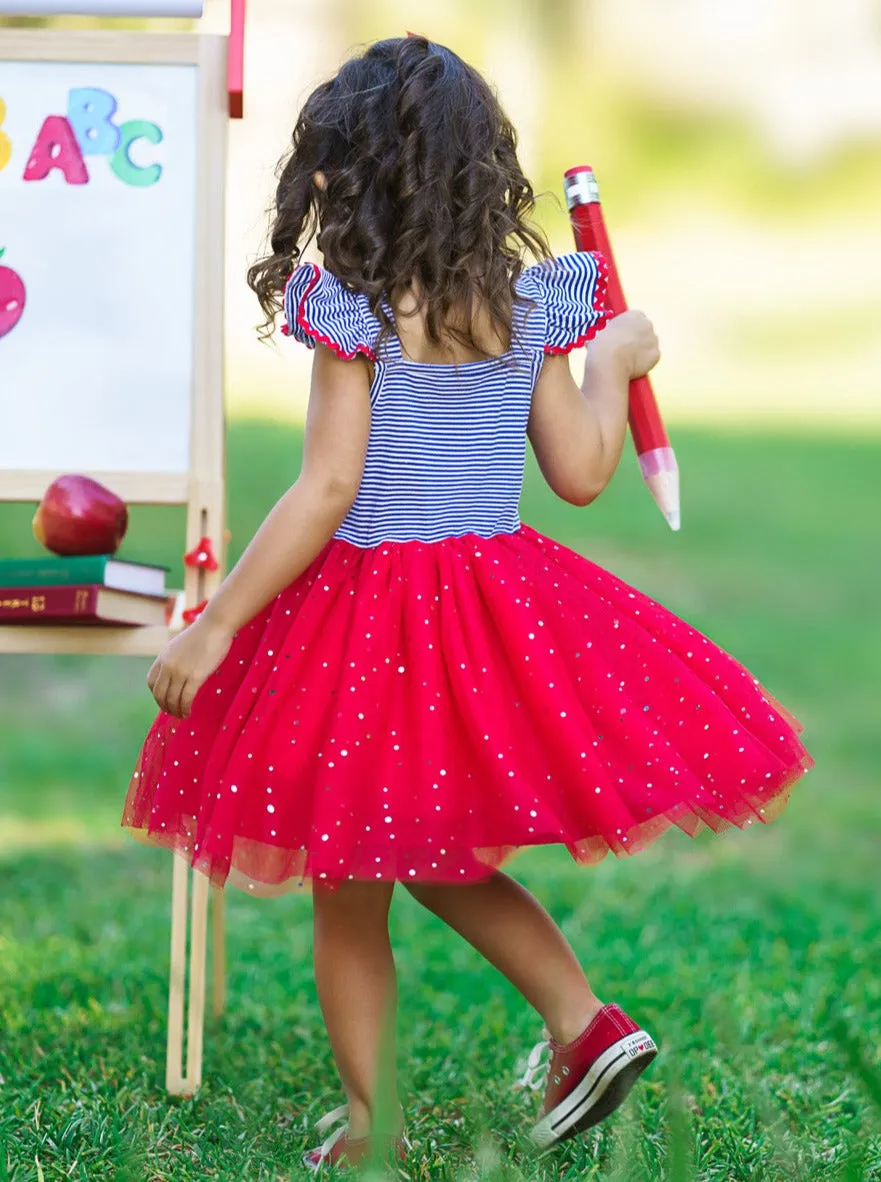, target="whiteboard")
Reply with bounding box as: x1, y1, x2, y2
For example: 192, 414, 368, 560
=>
0, 60, 198, 472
